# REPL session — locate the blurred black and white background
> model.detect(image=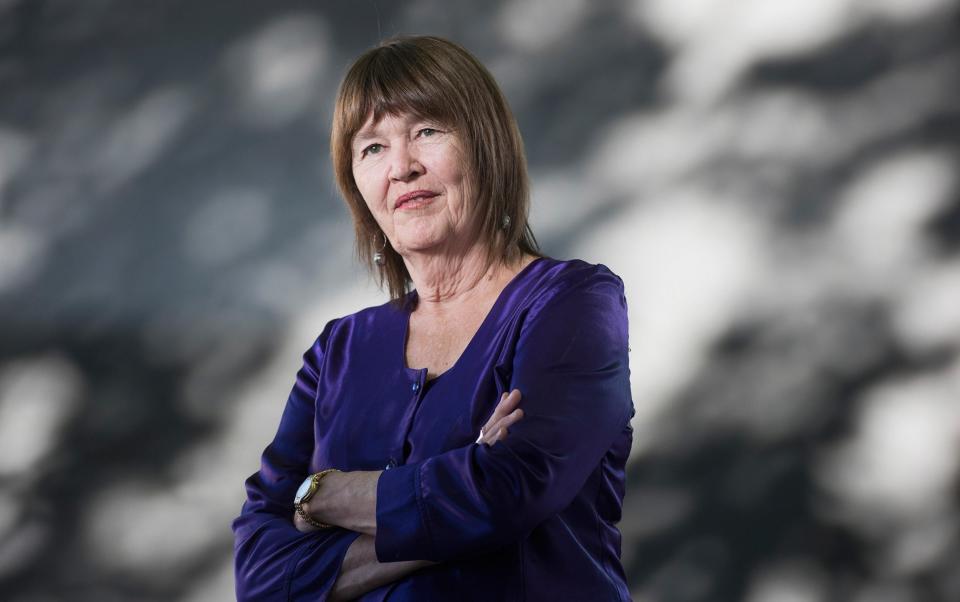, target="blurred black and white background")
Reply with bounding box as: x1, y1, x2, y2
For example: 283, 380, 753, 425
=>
1, 1, 959, 600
